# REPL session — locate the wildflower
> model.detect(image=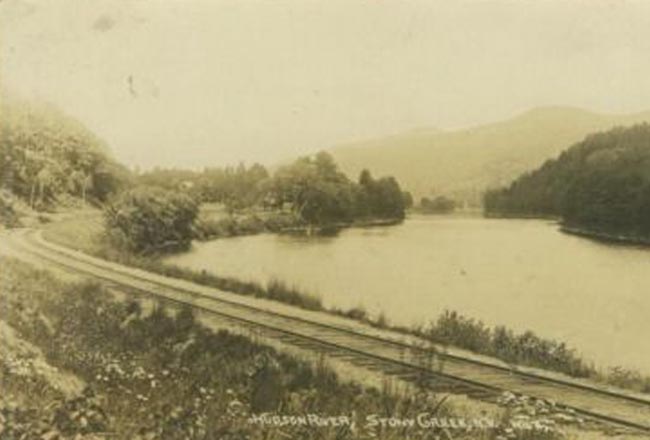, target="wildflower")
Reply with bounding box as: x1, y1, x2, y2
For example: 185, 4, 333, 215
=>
228, 399, 243, 409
